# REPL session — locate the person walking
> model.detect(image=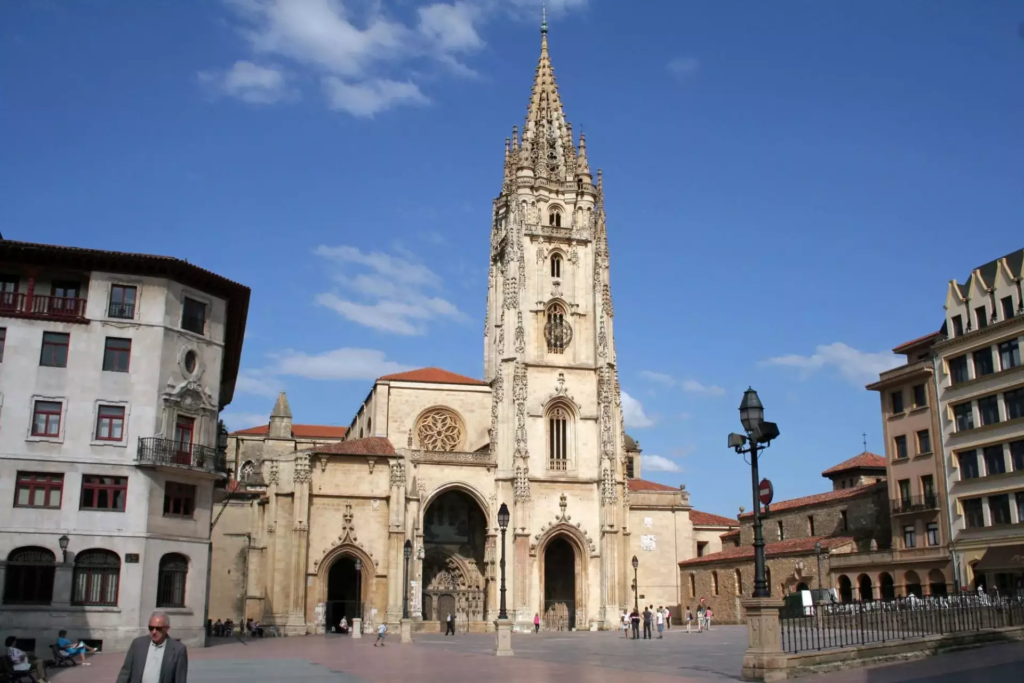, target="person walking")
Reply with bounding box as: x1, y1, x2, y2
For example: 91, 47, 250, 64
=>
630, 608, 641, 639
642, 606, 652, 640
705, 607, 713, 631
621, 610, 629, 638
445, 612, 456, 636
684, 606, 693, 633
533, 613, 541, 633
655, 606, 665, 639
115, 611, 188, 683
696, 604, 705, 633
663, 606, 671, 630
373, 623, 387, 647
57, 630, 98, 665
